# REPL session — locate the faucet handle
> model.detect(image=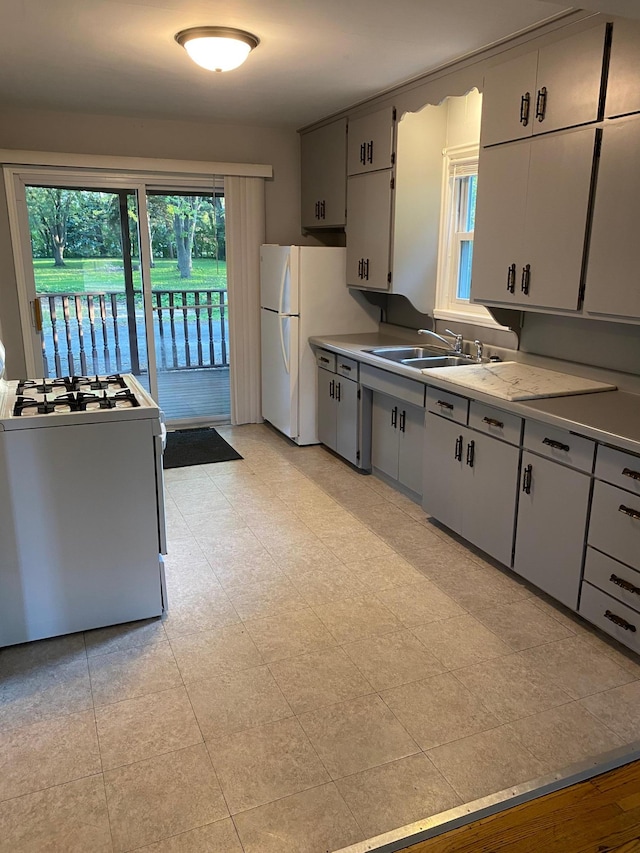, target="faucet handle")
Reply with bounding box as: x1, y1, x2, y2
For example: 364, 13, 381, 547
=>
444, 329, 463, 353
474, 340, 483, 362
